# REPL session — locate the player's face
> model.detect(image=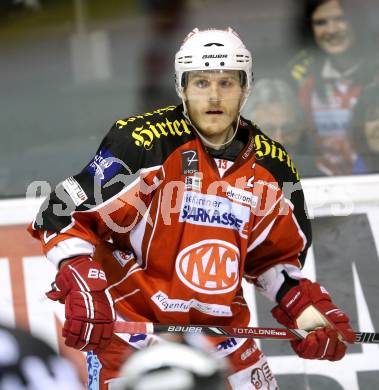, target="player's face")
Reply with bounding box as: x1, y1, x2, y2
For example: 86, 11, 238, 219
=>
184, 70, 243, 144
252, 102, 301, 147
312, 0, 354, 55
